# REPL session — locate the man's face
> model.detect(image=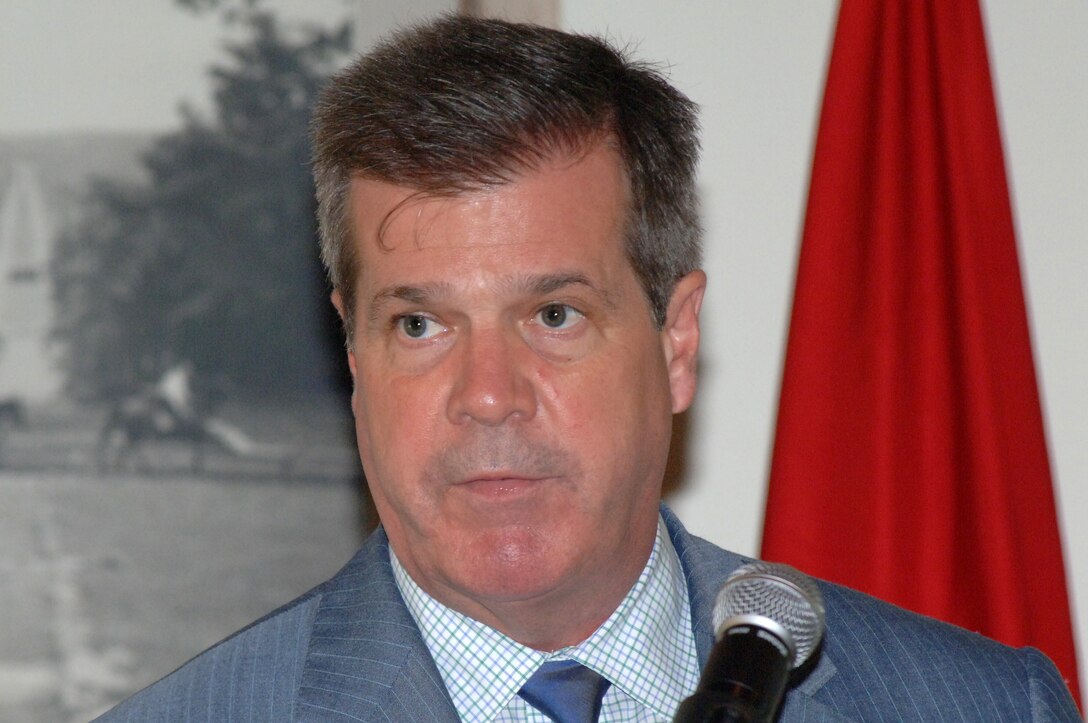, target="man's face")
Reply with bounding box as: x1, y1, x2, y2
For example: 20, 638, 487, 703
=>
337, 143, 704, 645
